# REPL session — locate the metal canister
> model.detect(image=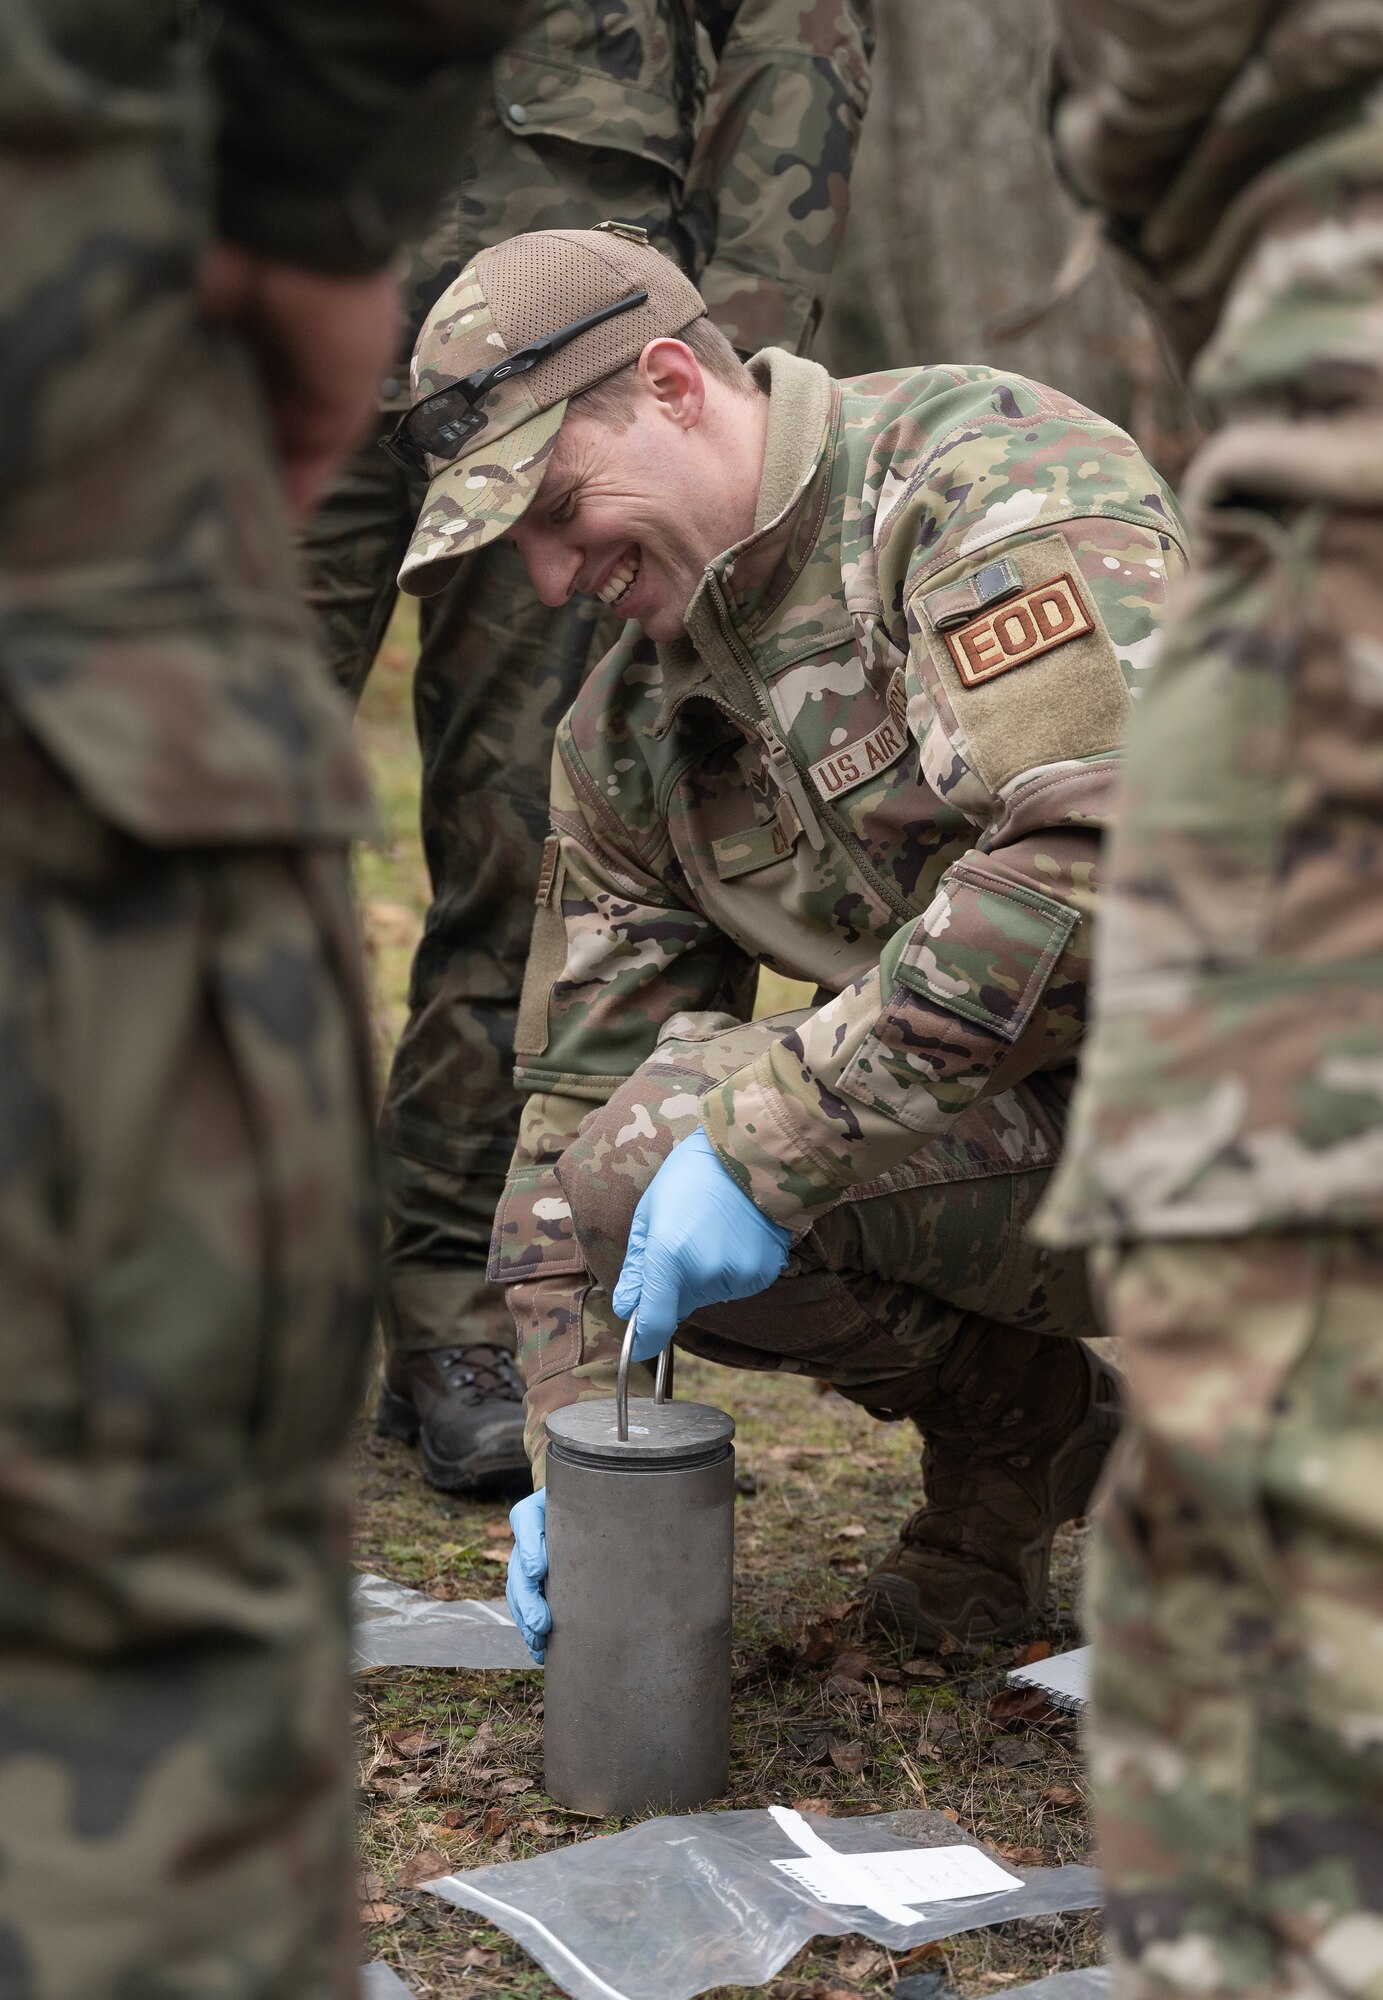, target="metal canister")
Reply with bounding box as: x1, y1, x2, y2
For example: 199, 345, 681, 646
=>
542, 1325, 736, 1817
